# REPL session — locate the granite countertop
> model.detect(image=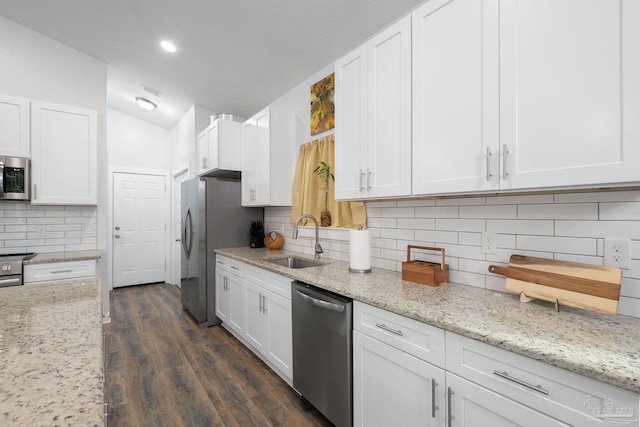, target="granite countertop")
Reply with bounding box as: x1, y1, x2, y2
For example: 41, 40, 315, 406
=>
23, 250, 102, 265
216, 247, 640, 394
0, 279, 104, 426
